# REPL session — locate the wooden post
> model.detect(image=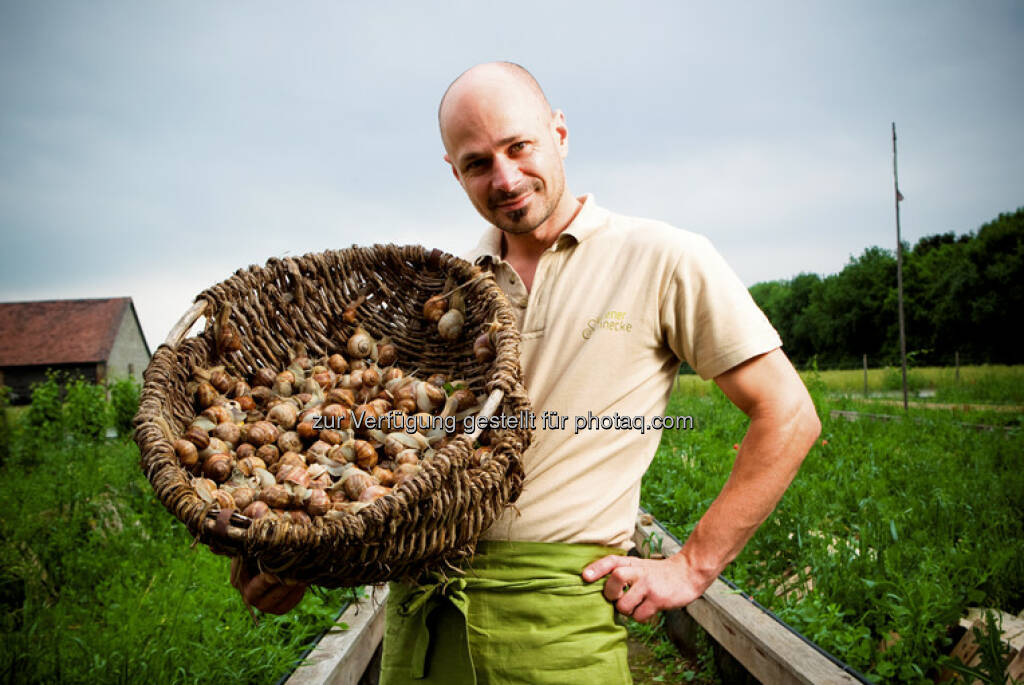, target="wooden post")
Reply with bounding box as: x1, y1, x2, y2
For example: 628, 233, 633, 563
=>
633, 512, 866, 684
892, 123, 909, 412
863, 354, 868, 397
955, 351, 960, 383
